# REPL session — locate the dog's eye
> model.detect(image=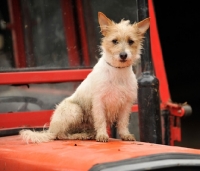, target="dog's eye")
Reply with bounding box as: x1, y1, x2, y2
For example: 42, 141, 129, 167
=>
128, 39, 134, 45
112, 39, 118, 45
